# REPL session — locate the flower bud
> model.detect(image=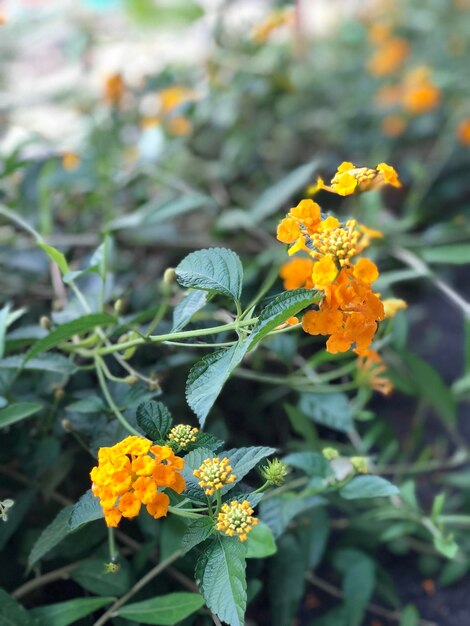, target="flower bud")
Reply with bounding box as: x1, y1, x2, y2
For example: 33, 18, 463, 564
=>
260, 458, 289, 486
350, 456, 369, 474
114, 299, 124, 315
123, 375, 138, 385
163, 267, 177, 285
40, 316, 51, 330
322, 447, 340, 461
61, 419, 73, 433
